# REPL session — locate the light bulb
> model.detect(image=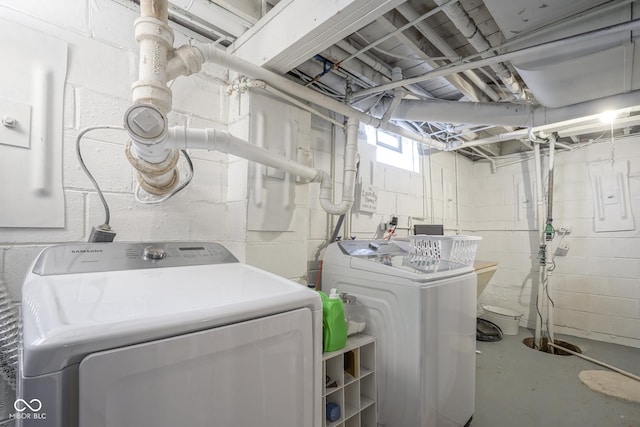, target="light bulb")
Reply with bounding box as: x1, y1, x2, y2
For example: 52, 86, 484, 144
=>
599, 110, 617, 123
